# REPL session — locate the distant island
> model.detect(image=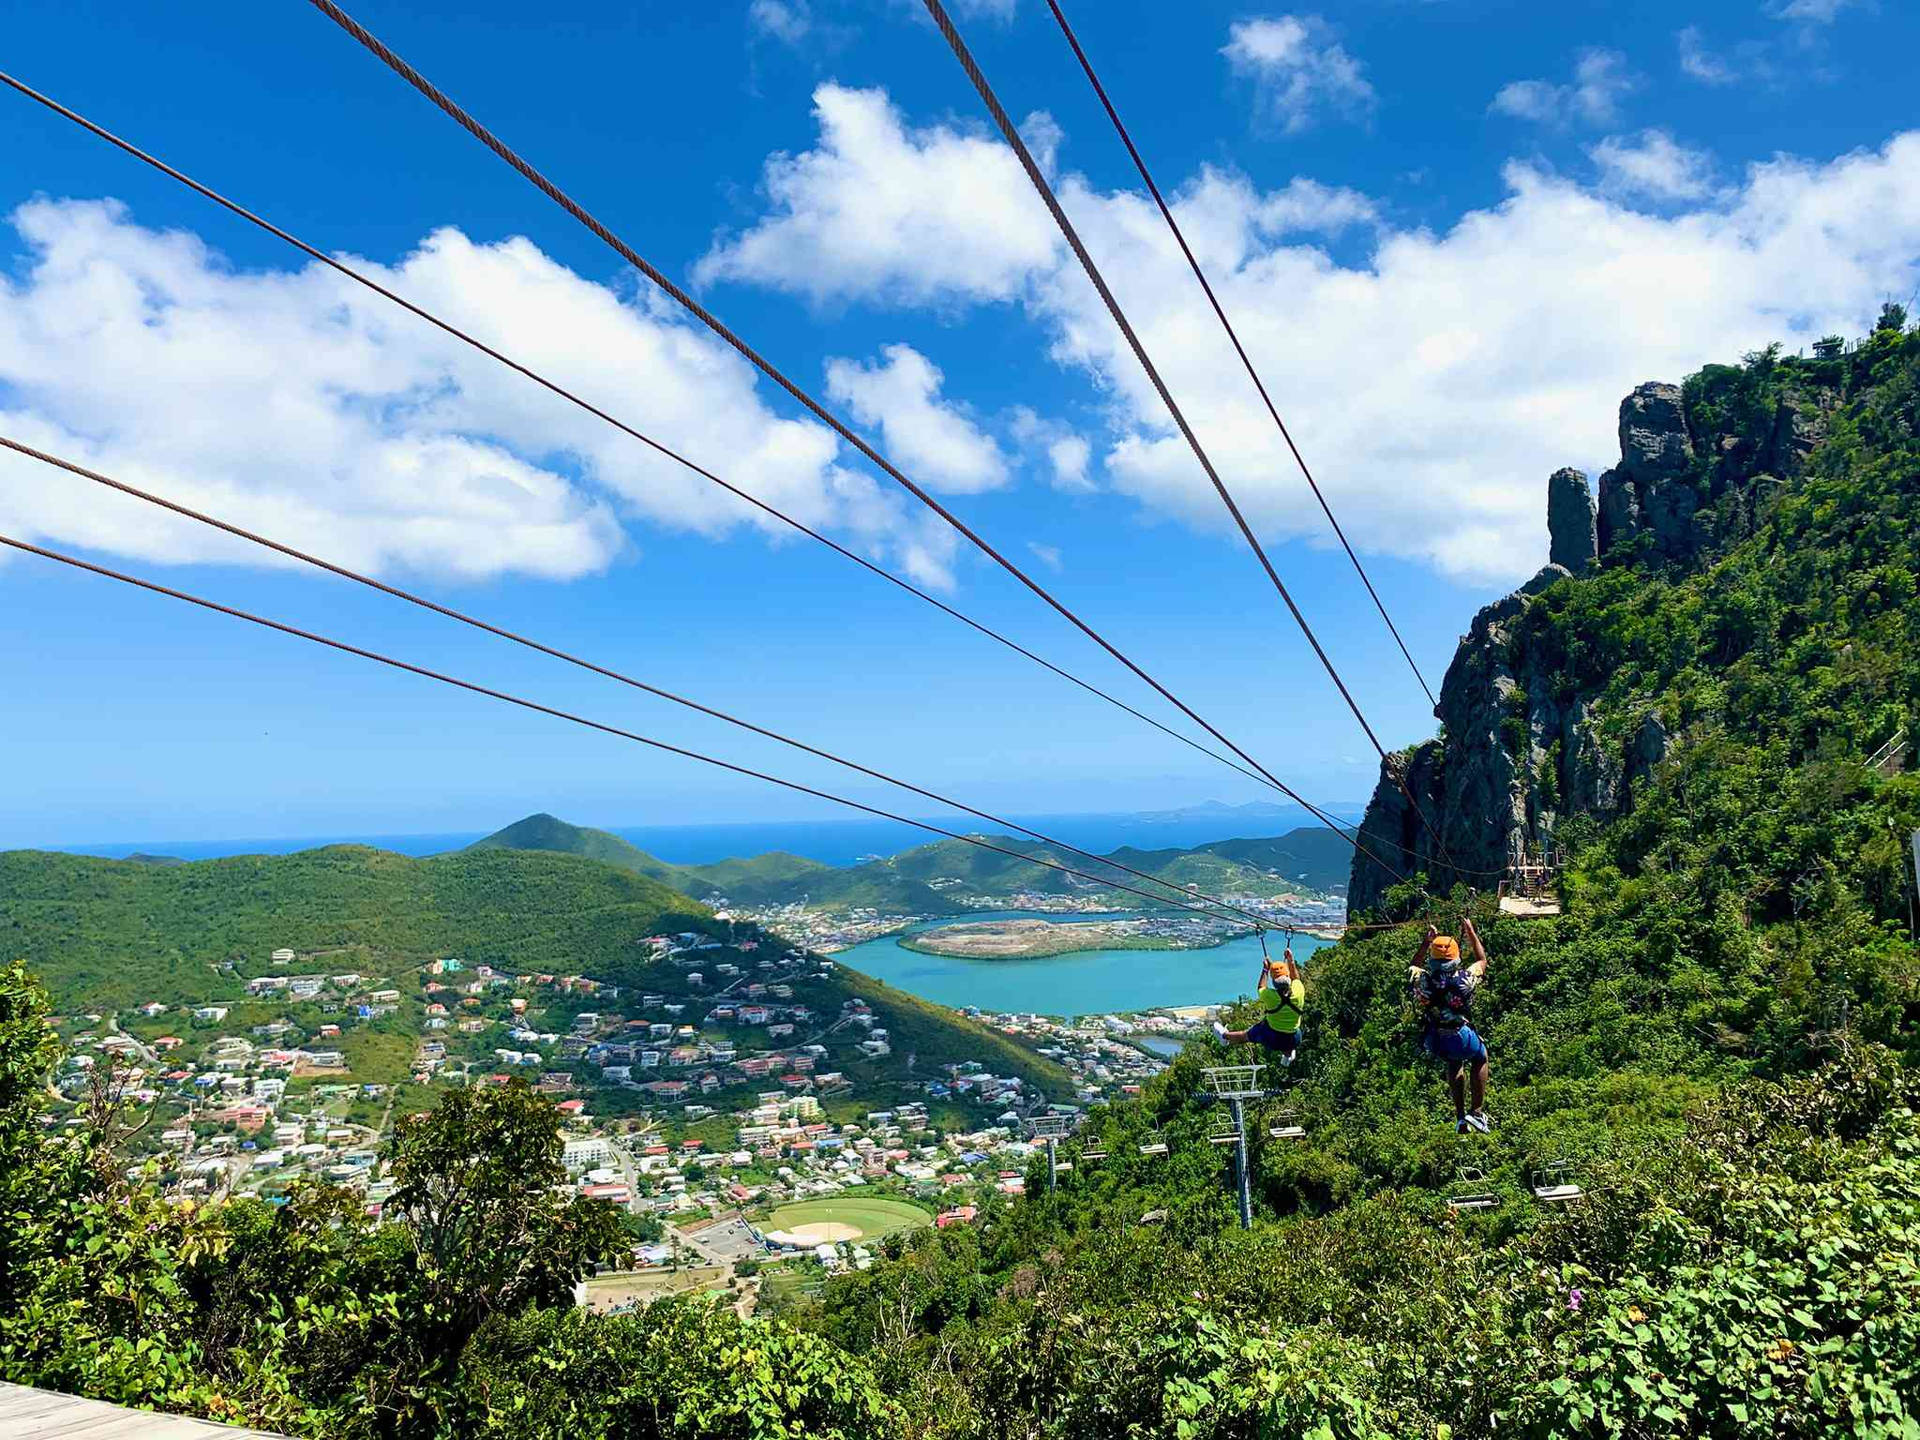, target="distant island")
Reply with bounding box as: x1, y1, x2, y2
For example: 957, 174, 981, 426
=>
900, 916, 1243, 961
